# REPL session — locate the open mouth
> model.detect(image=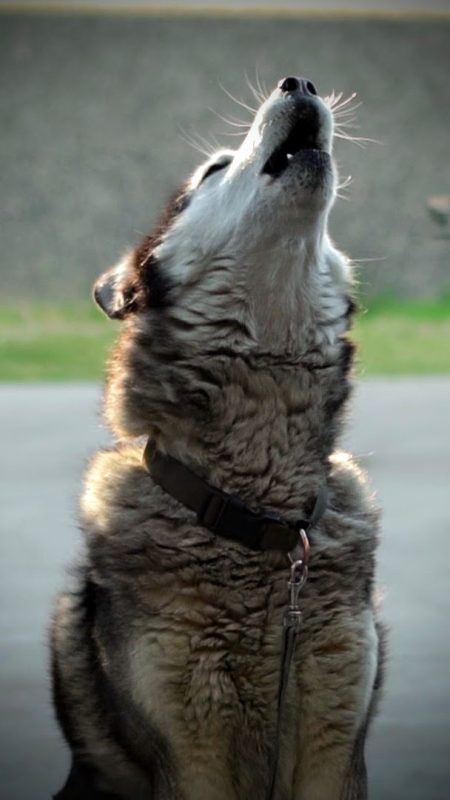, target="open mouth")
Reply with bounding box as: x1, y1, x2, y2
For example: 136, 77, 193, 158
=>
262, 118, 325, 178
